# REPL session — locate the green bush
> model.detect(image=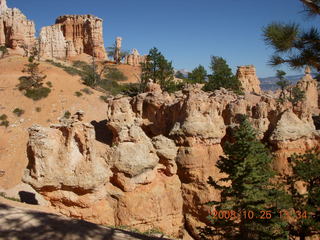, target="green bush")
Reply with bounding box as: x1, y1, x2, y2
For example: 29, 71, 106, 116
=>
25, 87, 51, 101
46, 81, 53, 88
72, 60, 90, 70
81, 88, 93, 95
63, 111, 71, 119
0, 114, 7, 121
13, 108, 25, 117
105, 68, 128, 81
18, 76, 34, 91
100, 95, 108, 102
46, 60, 82, 76
75, 91, 83, 97
0, 115, 9, 128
